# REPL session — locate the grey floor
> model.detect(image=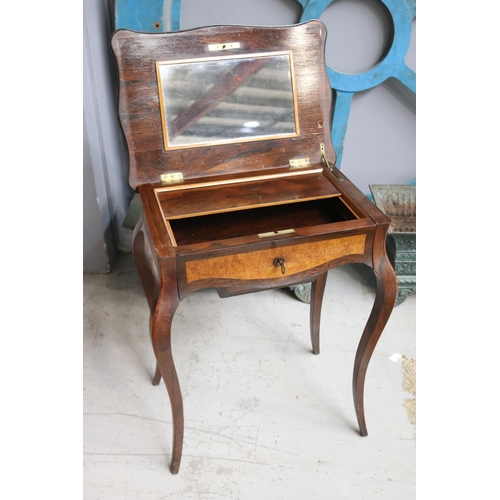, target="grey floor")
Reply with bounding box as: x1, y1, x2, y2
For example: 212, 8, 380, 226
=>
83, 251, 416, 499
